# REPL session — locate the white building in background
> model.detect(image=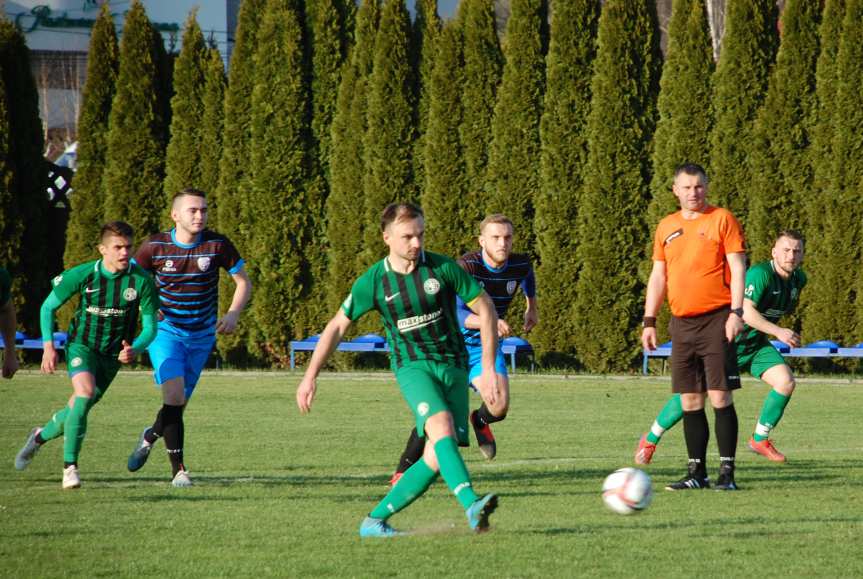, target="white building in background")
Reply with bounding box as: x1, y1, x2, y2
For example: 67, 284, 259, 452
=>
4, 0, 240, 146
